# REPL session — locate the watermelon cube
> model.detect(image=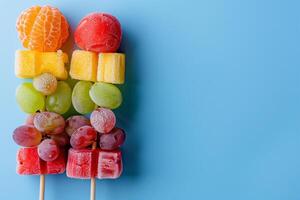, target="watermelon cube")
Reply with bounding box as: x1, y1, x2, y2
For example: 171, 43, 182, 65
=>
97, 150, 122, 179
16, 147, 66, 175
66, 148, 98, 179
66, 148, 123, 179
